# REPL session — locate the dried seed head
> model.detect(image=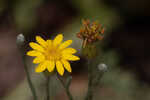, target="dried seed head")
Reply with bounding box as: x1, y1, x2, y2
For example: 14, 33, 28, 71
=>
77, 19, 105, 47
